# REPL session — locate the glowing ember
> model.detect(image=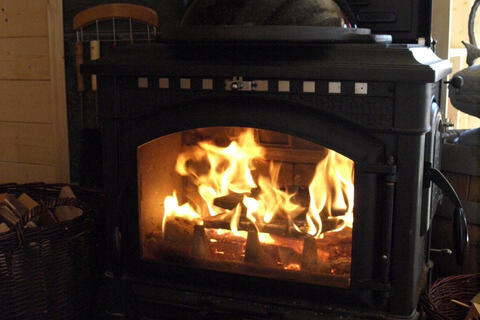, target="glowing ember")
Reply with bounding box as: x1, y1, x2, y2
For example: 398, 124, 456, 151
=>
284, 263, 301, 271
